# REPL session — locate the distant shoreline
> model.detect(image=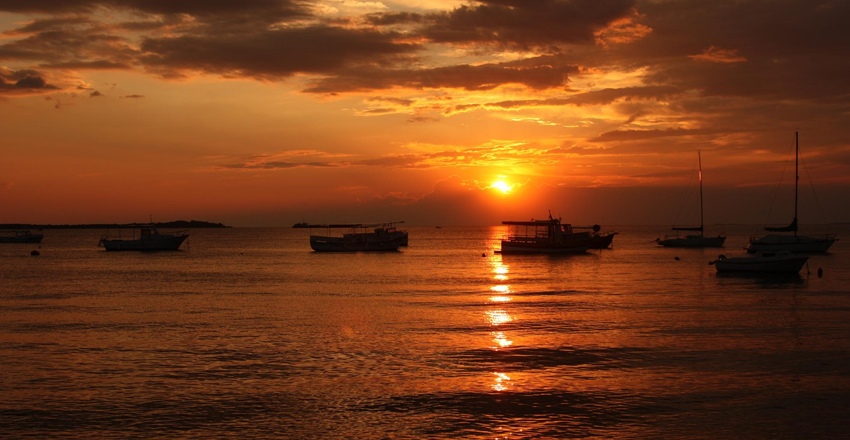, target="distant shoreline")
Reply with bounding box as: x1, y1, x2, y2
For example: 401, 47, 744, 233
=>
0, 220, 231, 229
